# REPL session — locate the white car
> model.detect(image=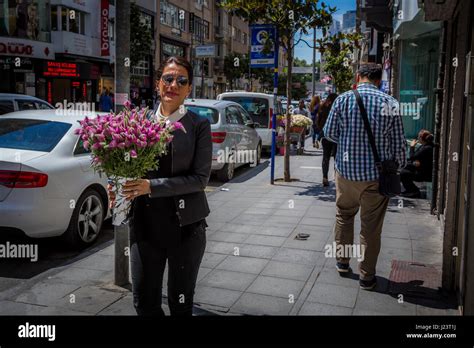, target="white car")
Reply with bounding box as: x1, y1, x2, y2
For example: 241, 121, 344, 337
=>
217, 92, 283, 151
0, 110, 110, 248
